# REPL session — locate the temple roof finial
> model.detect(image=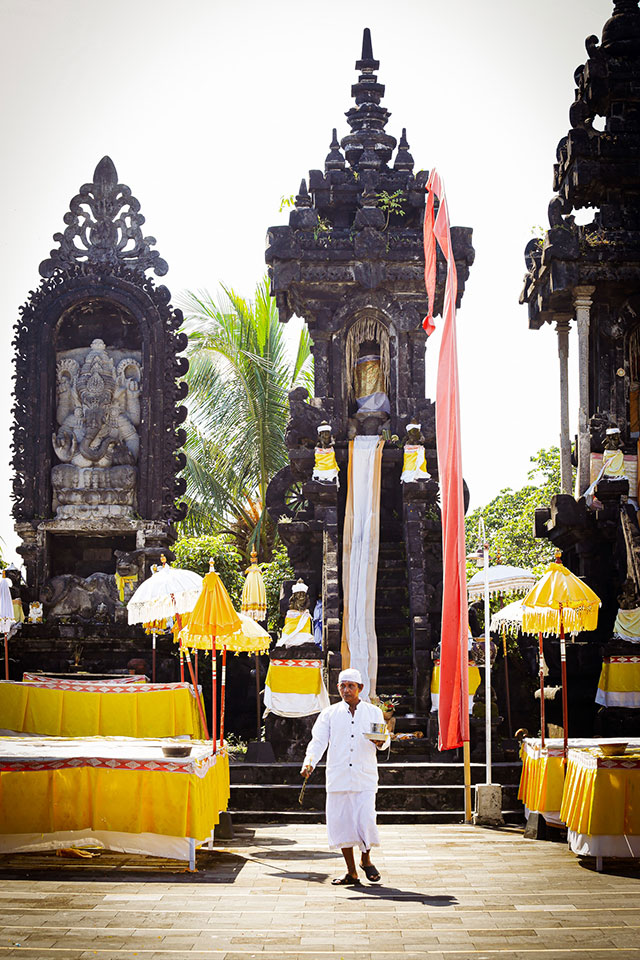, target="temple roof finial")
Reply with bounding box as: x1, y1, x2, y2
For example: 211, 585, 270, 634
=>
360, 27, 375, 63
325, 128, 346, 171
394, 128, 414, 172
341, 28, 396, 170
